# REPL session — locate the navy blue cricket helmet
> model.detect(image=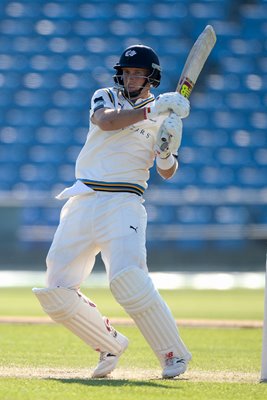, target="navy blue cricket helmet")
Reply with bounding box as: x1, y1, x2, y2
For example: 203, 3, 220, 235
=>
113, 44, 162, 89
